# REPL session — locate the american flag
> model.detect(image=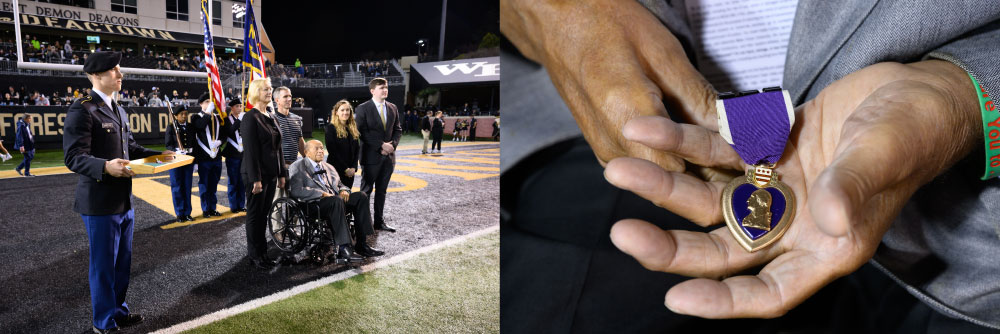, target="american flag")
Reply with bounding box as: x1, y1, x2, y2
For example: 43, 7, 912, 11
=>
200, 0, 227, 123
